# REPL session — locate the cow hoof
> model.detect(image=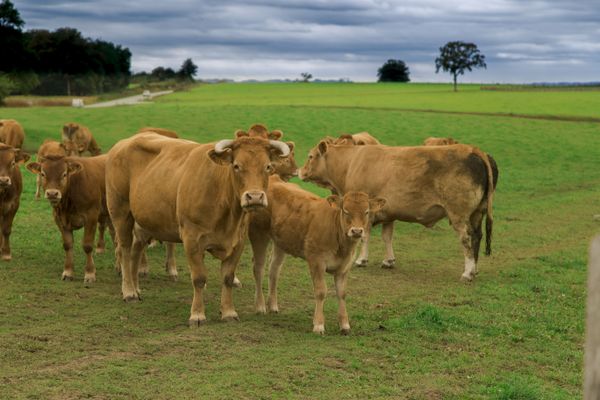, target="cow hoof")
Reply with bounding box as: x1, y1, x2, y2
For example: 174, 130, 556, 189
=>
256, 305, 267, 314
460, 273, 474, 282
269, 306, 279, 314
381, 259, 395, 269
313, 325, 325, 335
123, 293, 140, 302
354, 259, 368, 268
221, 311, 240, 322
95, 247, 105, 254
61, 273, 74, 281
340, 327, 351, 336
84, 274, 96, 284
1, 254, 11, 261
189, 315, 207, 327
232, 276, 242, 288
169, 274, 178, 282
138, 270, 148, 278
